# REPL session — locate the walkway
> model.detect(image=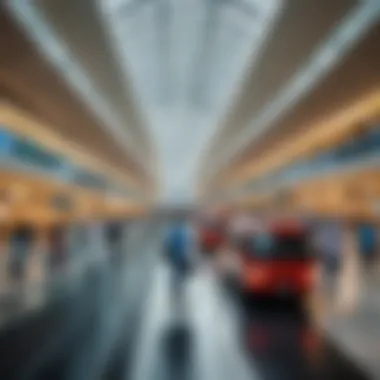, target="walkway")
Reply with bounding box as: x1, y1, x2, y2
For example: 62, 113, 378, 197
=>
132, 261, 256, 380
